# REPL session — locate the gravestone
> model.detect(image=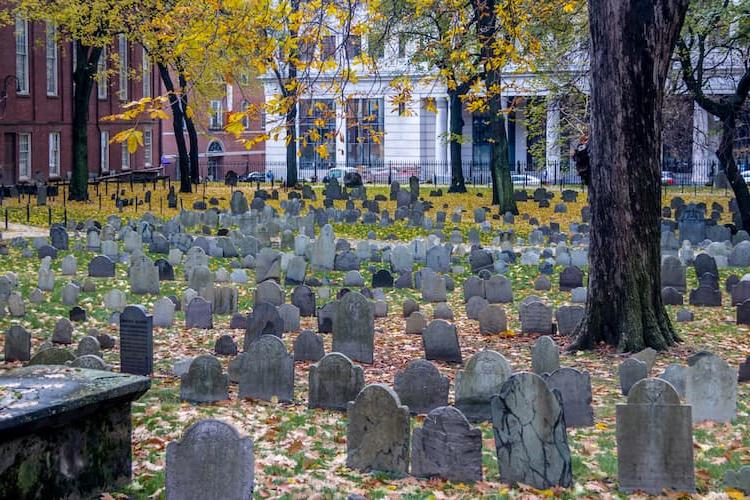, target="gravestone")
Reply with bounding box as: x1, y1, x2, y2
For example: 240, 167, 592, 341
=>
293, 330, 325, 362
308, 353, 365, 411
346, 384, 410, 475
531, 336, 560, 374
491, 373, 572, 489
478, 304, 507, 334
616, 378, 694, 494
28, 347, 75, 365
520, 300, 553, 334
688, 285, 722, 306
555, 305, 584, 336
76, 336, 101, 358
238, 335, 293, 402
661, 286, 684, 305
180, 355, 229, 403
484, 275, 513, 303
739, 355, 750, 382
278, 303, 300, 332
422, 320, 462, 363
214, 334, 238, 356
88, 255, 115, 277
466, 296, 489, 320
129, 256, 160, 295
254, 280, 284, 307
166, 419, 254, 500
683, 352, 737, 423
5, 325, 31, 362
455, 350, 512, 422
119, 305, 154, 376
291, 285, 316, 316
693, 253, 718, 280
619, 358, 648, 395
405, 311, 427, 334
52, 318, 73, 344
50, 224, 68, 250
153, 297, 176, 328
371, 269, 394, 288
243, 302, 284, 347
411, 406, 483, 483
559, 266, 583, 291
333, 292, 374, 364
678, 205, 706, 244
421, 271, 447, 303
661, 256, 686, 292
394, 359, 449, 415
543, 368, 594, 428
185, 297, 213, 329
